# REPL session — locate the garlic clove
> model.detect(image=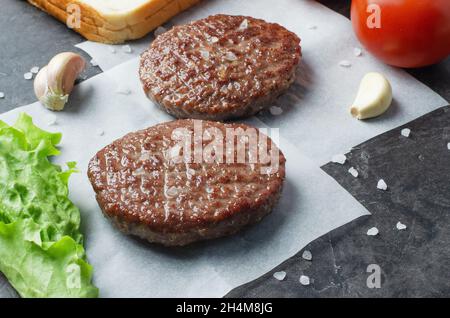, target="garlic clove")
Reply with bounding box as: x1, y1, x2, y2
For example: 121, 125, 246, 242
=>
34, 66, 48, 102
34, 65, 69, 111
34, 52, 85, 111
350, 72, 393, 120
46, 52, 85, 96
